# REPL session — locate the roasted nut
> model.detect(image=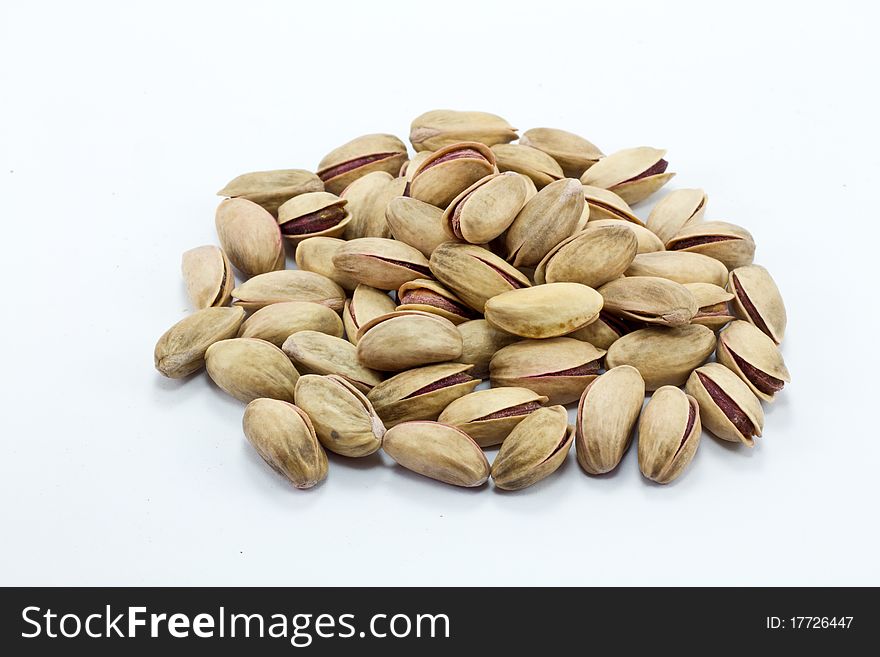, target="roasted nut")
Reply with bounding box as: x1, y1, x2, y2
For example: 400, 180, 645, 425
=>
685, 283, 735, 330
587, 218, 664, 254
396, 278, 478, 324
215, 198, 285, 277
205, 338, 300, 403
638, 386, 701, 484
521, 127, 604, 178
282, 330, 383, 392
715, 320, 790, 402
385, 196, 449, 258
645, 188, 707, 243
686, 363, 764, 446
409, 141, 497, 208
409, 109, 517, 151
342, 284, 397, 345
535, 223, 638, 287
456, 319, 519, 378
580, 147, 674, 205
438, 387, 549, 448
382, 421, 490, 487
598, 276, 697, 327
491, 406, 573, 491
154, 307, 246, 378
727, 264, 787, 344
294, 236, 360, 292
317, 133, 408, 195
217, 169, 324, 216
340, 171, 407, 239
181, 245, 234, 310
490, 143, 564, 188
237, 300, 344, 347
332, 237, 433, 290
624, 251, 728, 287
666, 221, 755, 269
356, 310, 463, 371
567, 312, 632, 350
277, 191, 350, 243
232, 270, 346, 312
484, 282, 604, 339
442, 172, 533, 244
582, 186, 643, 225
